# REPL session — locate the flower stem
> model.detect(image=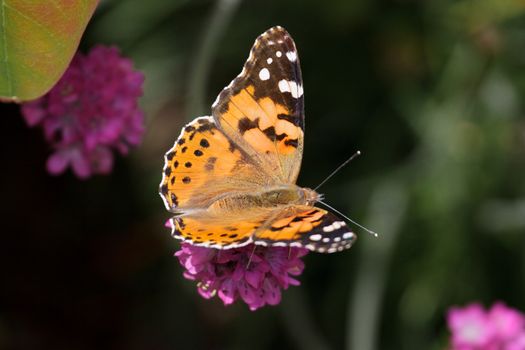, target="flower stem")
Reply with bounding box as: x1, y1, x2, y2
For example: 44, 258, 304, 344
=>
345, 180, 408, 350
